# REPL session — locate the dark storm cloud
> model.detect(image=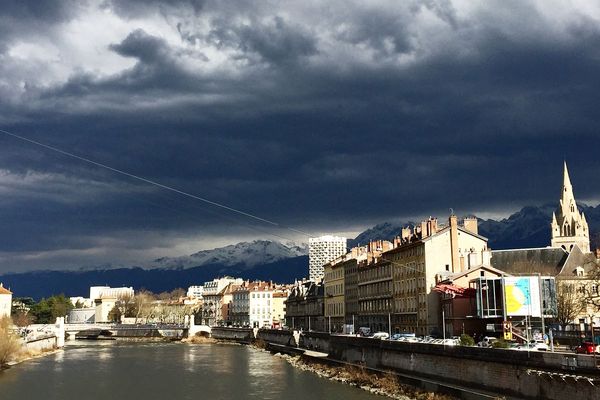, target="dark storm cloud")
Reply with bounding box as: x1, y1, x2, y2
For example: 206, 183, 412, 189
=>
1, 0, 600, 271
106, 0, 206, 18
